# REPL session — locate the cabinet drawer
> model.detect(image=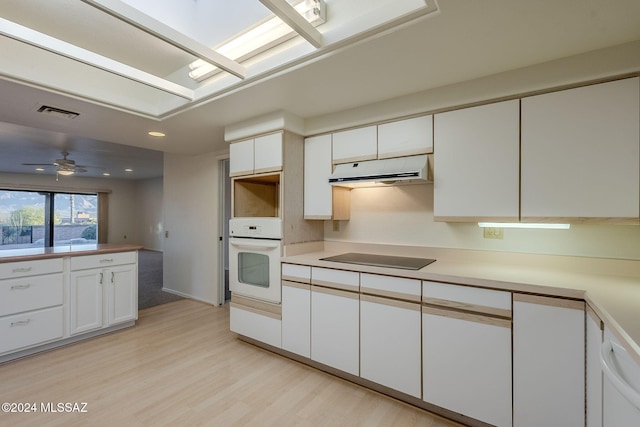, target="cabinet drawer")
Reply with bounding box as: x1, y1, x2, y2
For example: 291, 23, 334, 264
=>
361, 273, 421, 302
230, 304, 281, 349
71, 251, 137, 271
0, 258, 63, 279
0, 273, 63, 316
423, 281, 511, 318
311, 267, 359, 292
0, 306, 64, 354
282, 263, 311, 283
